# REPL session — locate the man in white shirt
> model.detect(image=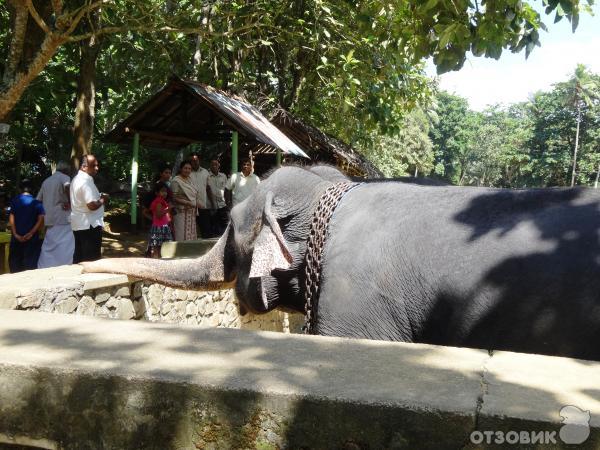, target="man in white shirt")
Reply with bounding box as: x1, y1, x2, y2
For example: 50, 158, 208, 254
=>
207, 159, 228, 236
189, 152, 211, 238
225, 158, 260, 208
70, 154, 108, 263
37, 161, 74, 268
